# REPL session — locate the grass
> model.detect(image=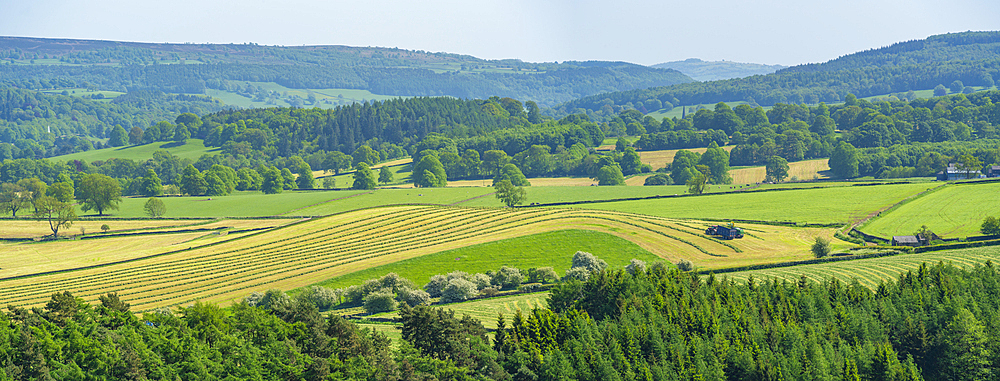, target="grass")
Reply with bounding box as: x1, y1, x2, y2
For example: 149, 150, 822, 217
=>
720, 245, 1000, 289
289, 187, 494, 215
0, 205, 835, 311
728, 159, 831, 184
458, 185, 690, 207
52, 139, 217, 162
71, 190, 370, 218
562, 182, 935, 225
206, 83, 409, 109
366, 292, 550, 329
861, 182, 1000, 238
311, 229, 664, 290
